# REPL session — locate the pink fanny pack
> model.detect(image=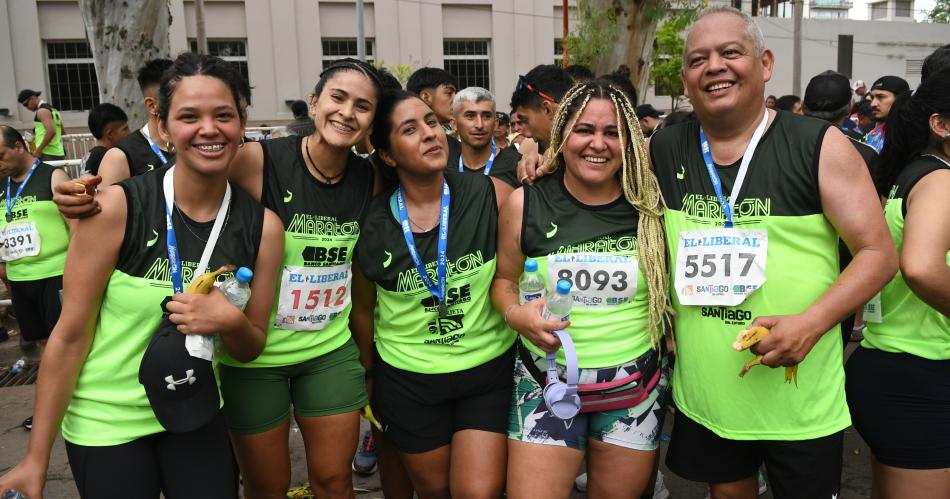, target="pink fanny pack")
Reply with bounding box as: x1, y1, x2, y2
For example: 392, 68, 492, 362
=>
518, 341, 662, 413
